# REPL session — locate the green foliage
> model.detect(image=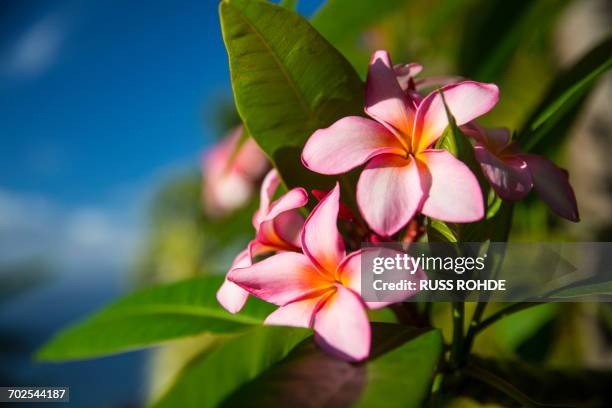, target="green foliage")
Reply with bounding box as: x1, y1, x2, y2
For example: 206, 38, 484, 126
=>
219, 0, 364, 192
458, 0, 568, 83
153, 326, 310, 408
310, 0, 406, 76
549, 280, 612, 298
279, 0, 298, 10
37, 276, 274, 361
492, 303, 558, 351
354, 326, 443, 408
136, 172, 256, 284
221, 324, 443, 408
518, 34, 612, 153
